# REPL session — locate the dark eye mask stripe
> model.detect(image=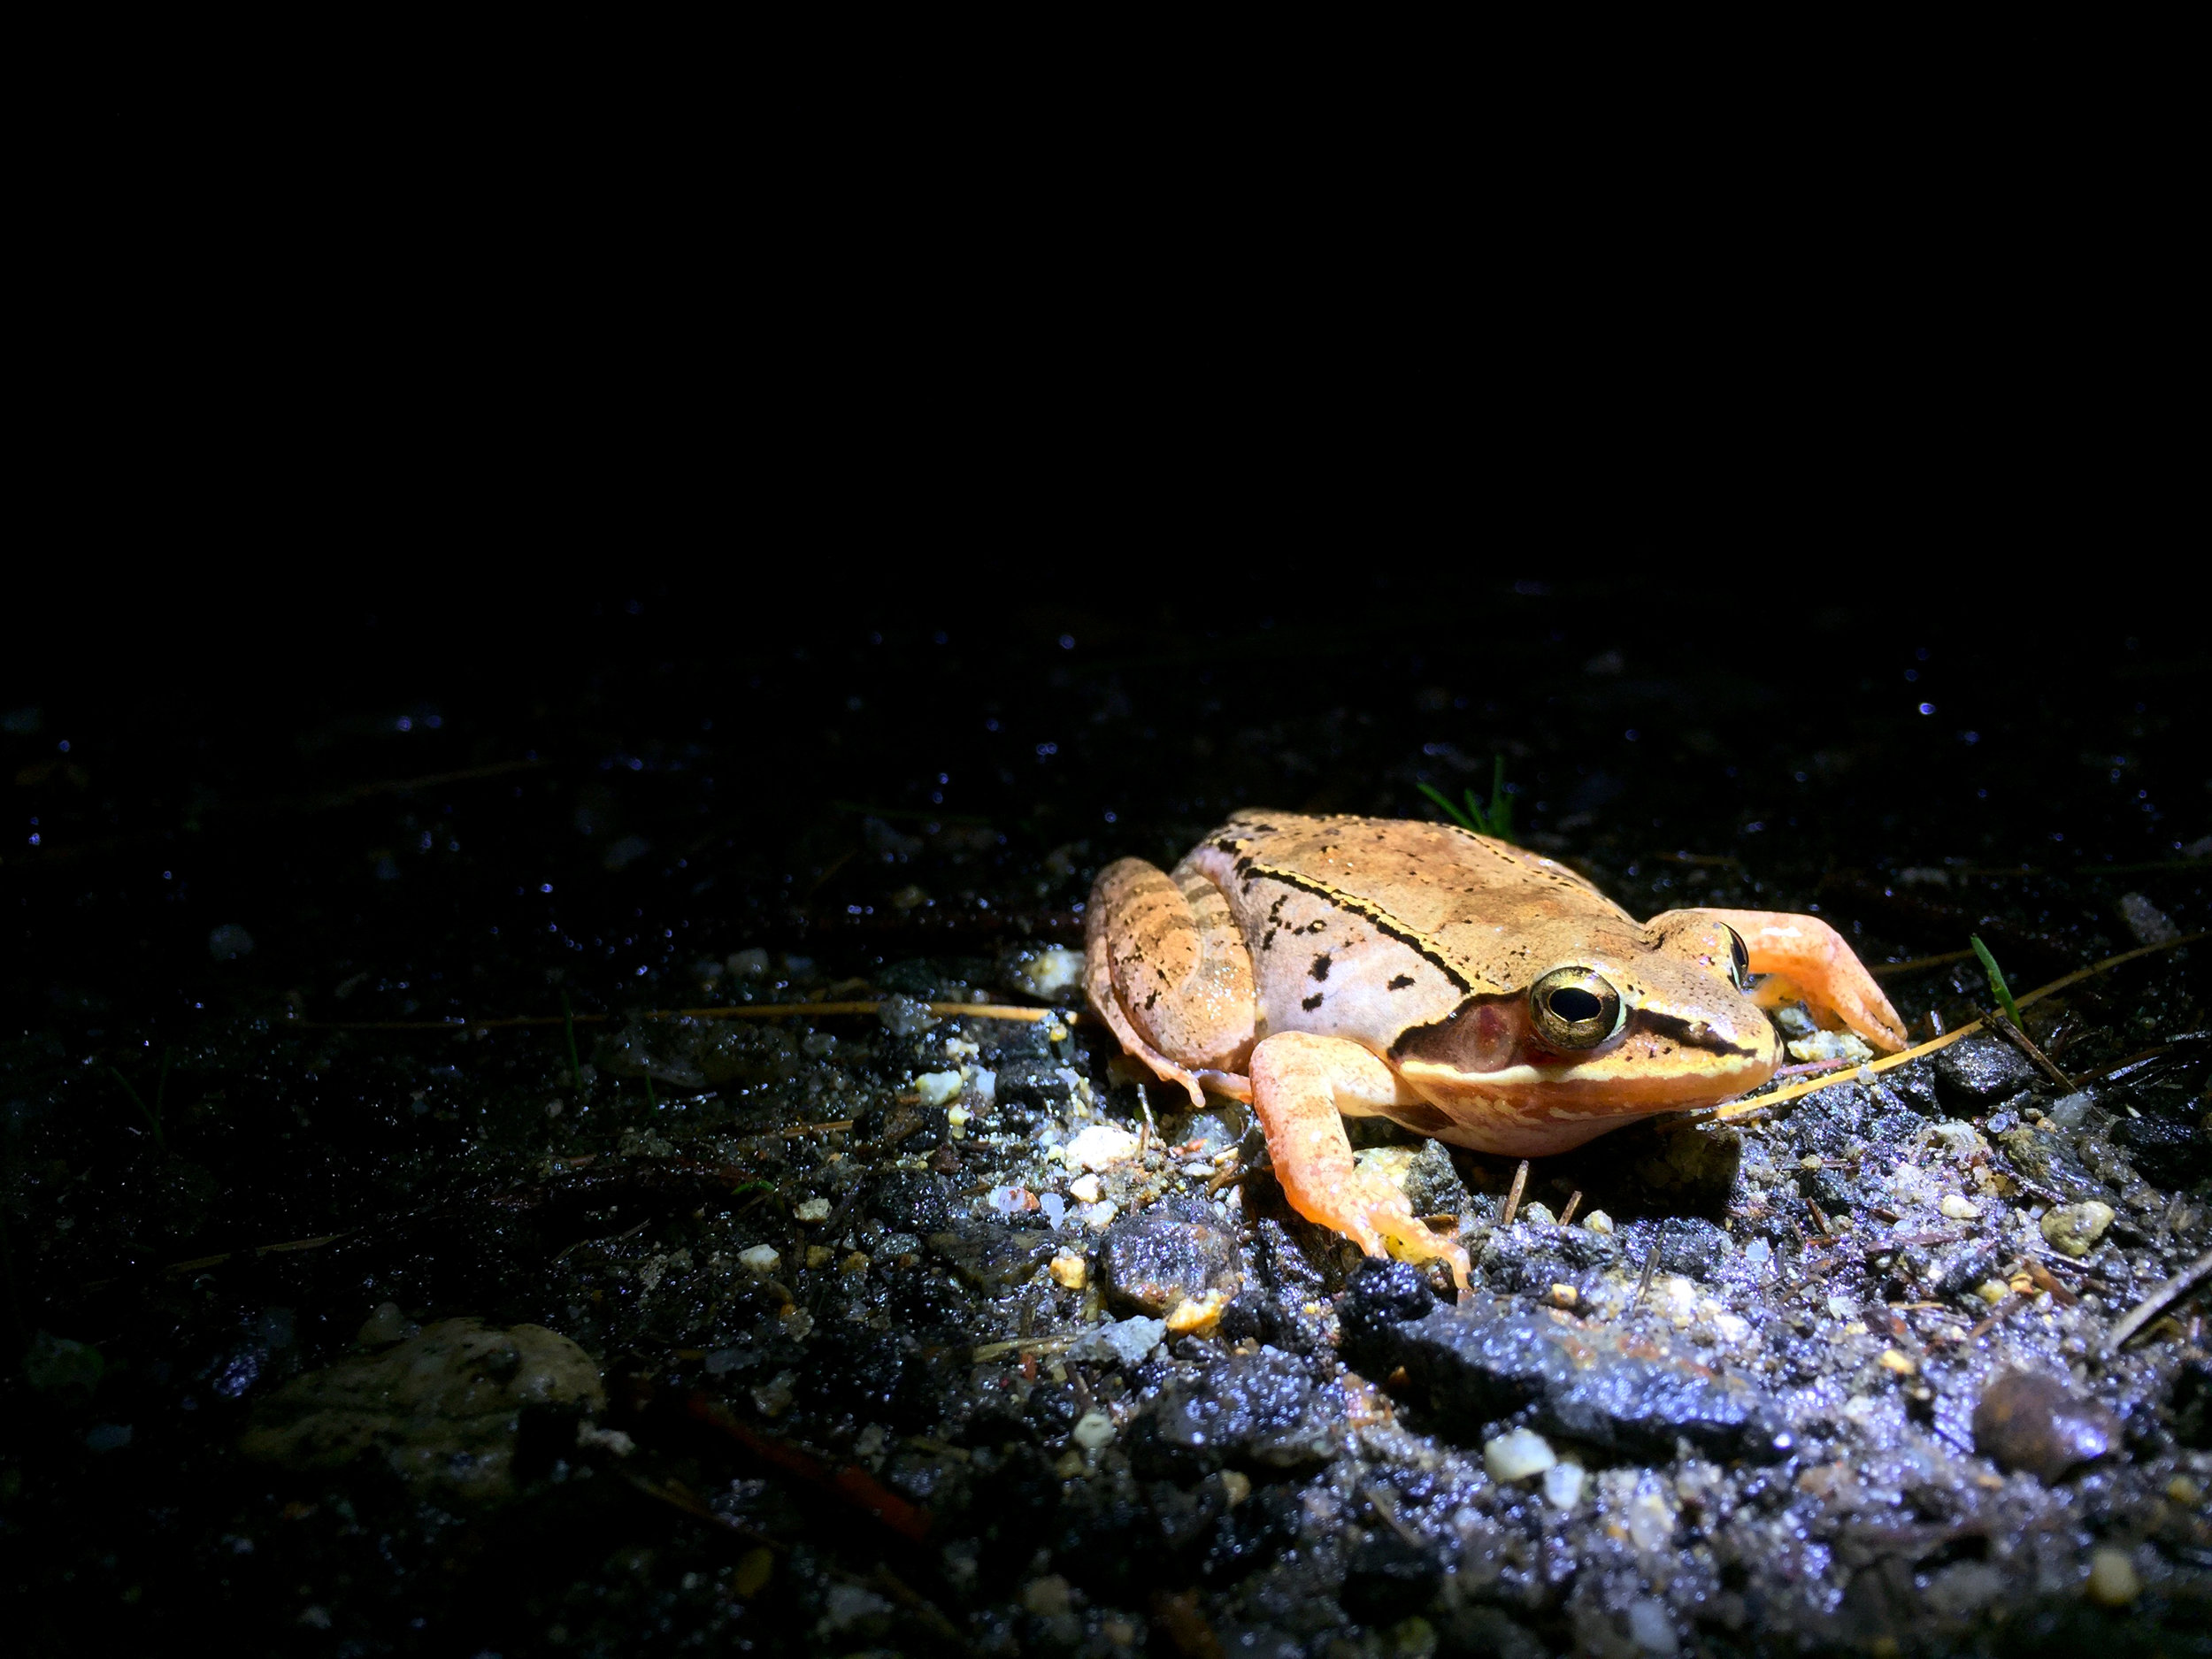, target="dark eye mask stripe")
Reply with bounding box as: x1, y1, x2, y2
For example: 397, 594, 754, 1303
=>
1633, 1009, 1763, 1057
